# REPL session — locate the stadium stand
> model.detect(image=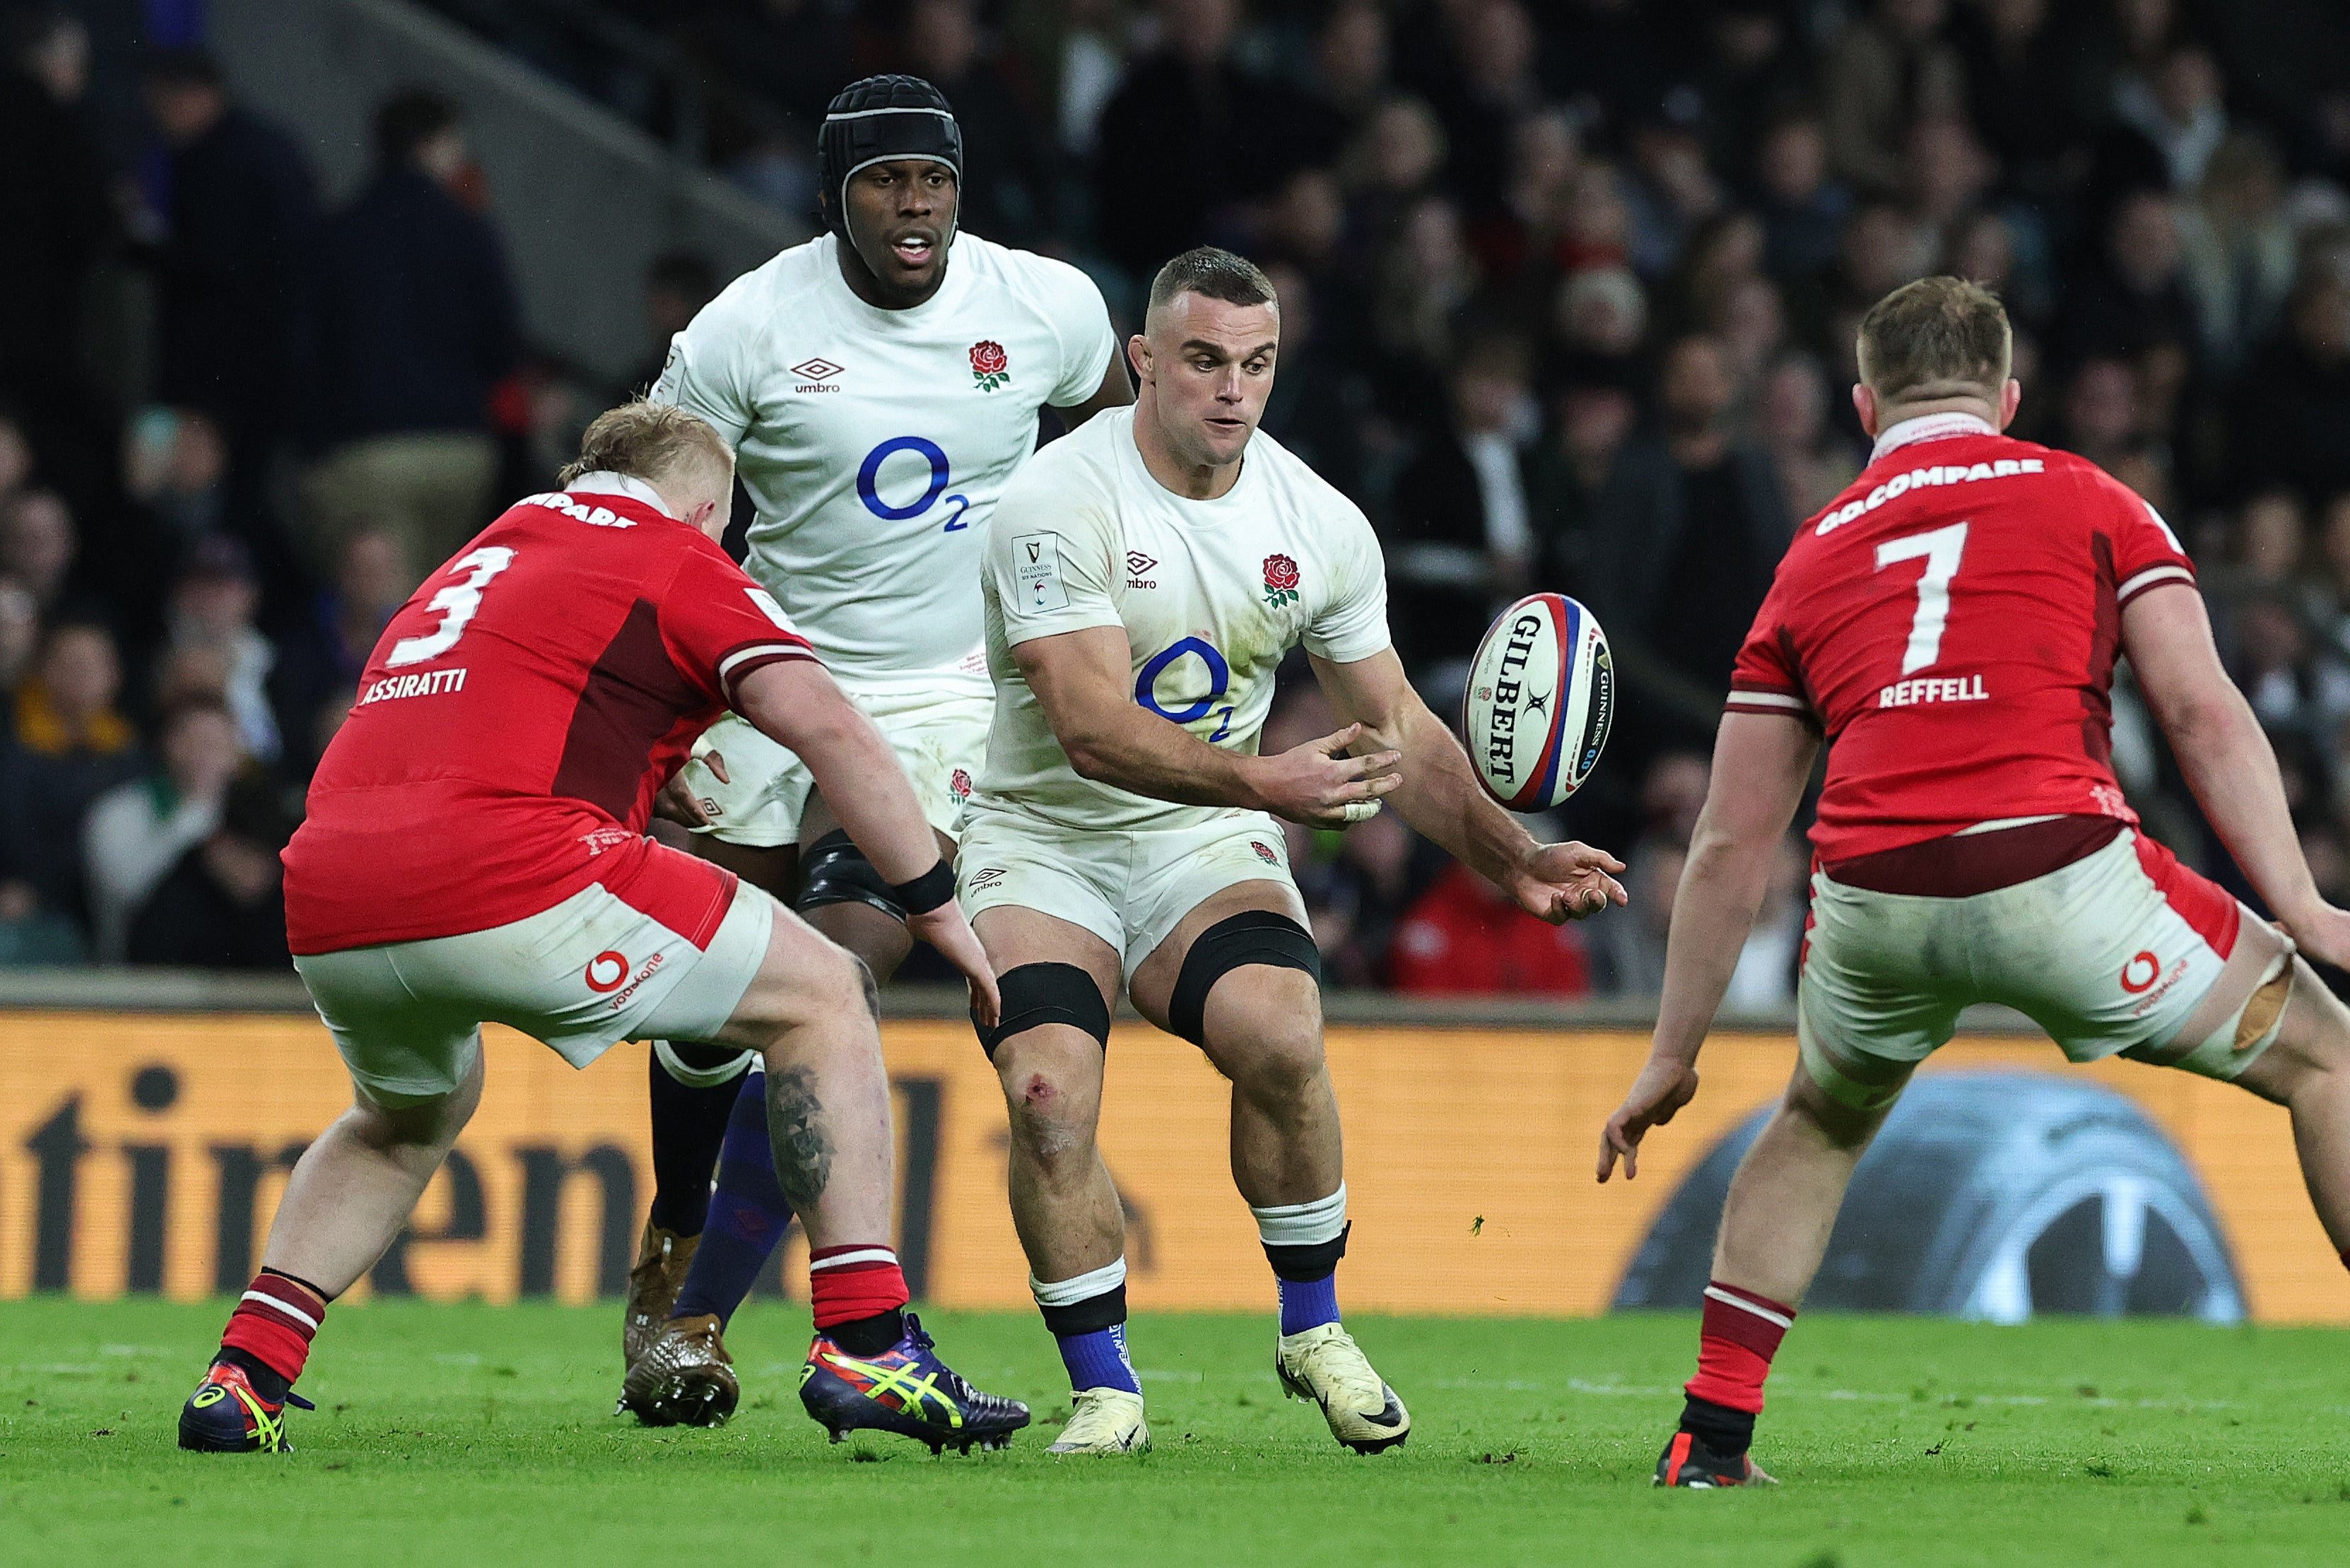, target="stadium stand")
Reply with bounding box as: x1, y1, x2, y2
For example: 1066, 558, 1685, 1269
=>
8, 0, 2350, 997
